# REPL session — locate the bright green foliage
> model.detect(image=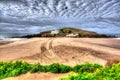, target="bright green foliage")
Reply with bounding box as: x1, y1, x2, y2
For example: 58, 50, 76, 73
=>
46, 63, 72, 73
0, 61, 31, 79
0, 62, 72, 79
73, 63, 102, 73
59, 73, 98, 80
30, 63, 72, 73
59, 63, 120, 80
1, 61, 120, 80
30, 63, 46, 73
